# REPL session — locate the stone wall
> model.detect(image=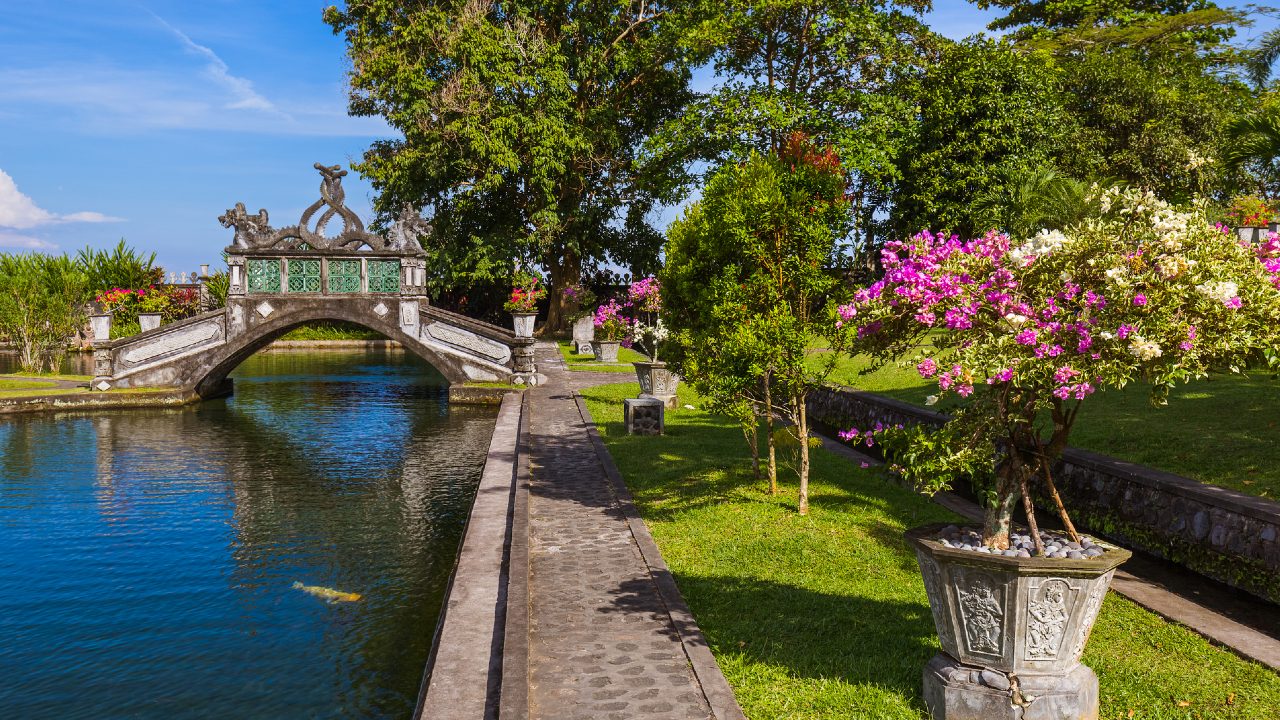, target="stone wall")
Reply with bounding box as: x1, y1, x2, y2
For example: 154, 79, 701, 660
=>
807, 384, 1280, 604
